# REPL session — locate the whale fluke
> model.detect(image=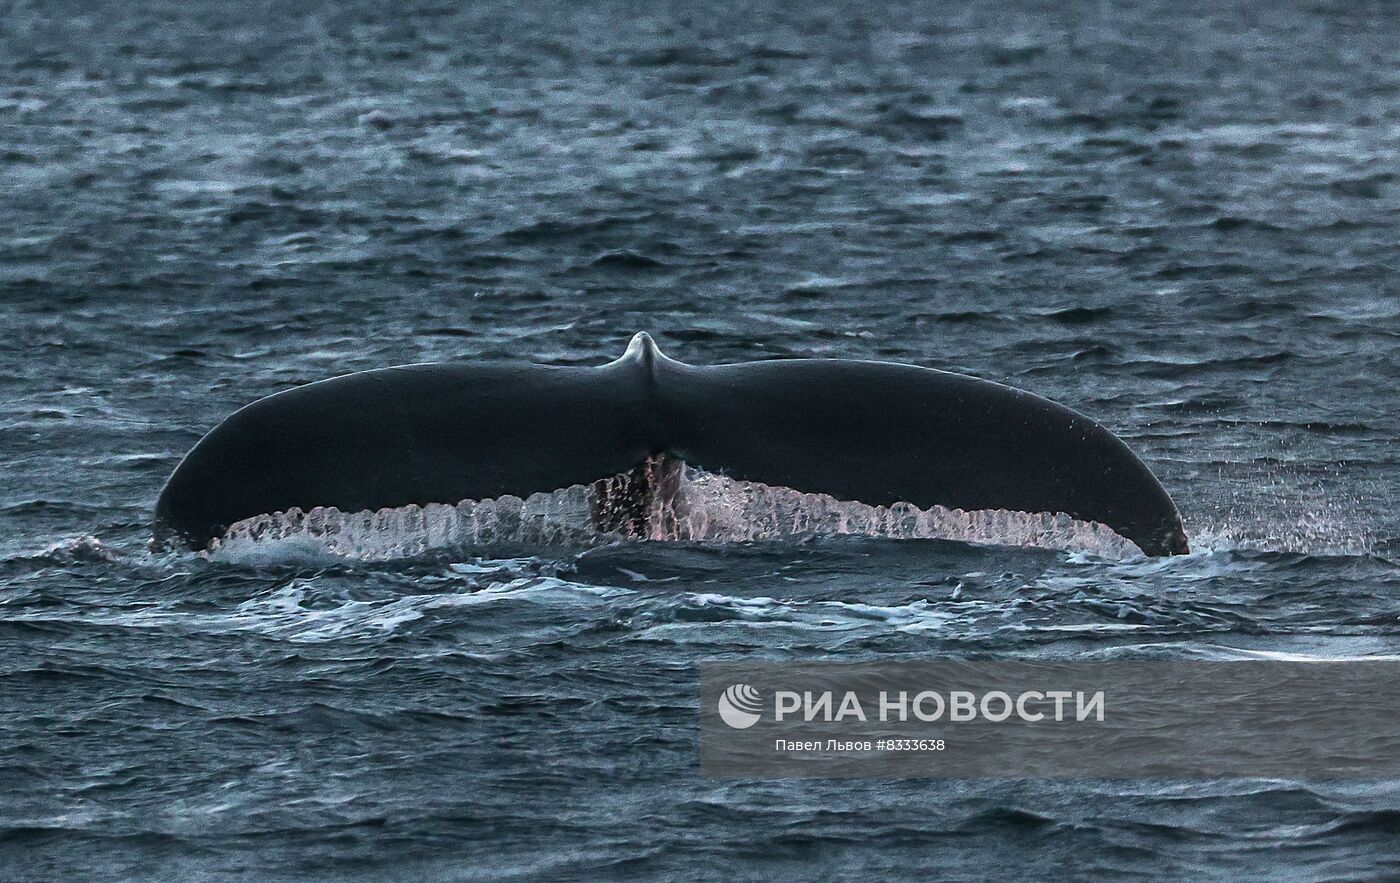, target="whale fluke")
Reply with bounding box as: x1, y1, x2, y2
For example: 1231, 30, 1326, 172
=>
155, 333, 1188, 556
